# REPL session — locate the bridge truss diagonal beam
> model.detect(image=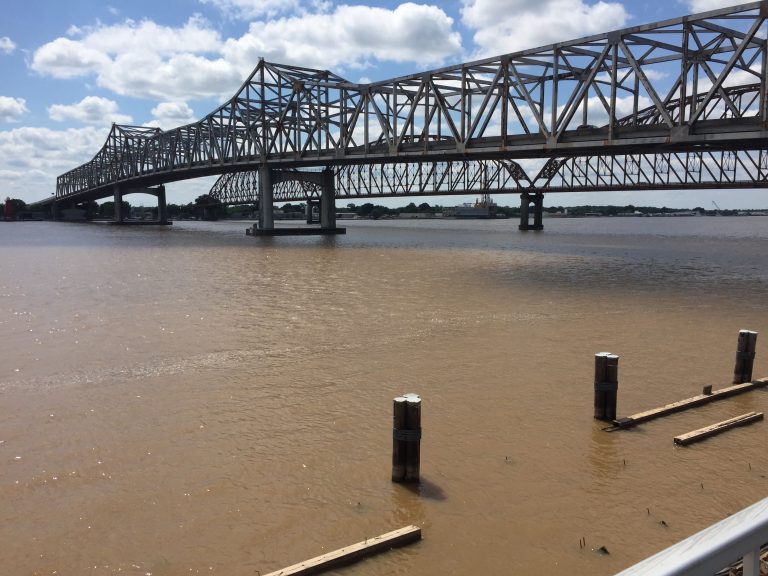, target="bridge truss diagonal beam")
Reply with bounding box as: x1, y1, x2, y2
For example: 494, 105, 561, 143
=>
55, 2, 768, 205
